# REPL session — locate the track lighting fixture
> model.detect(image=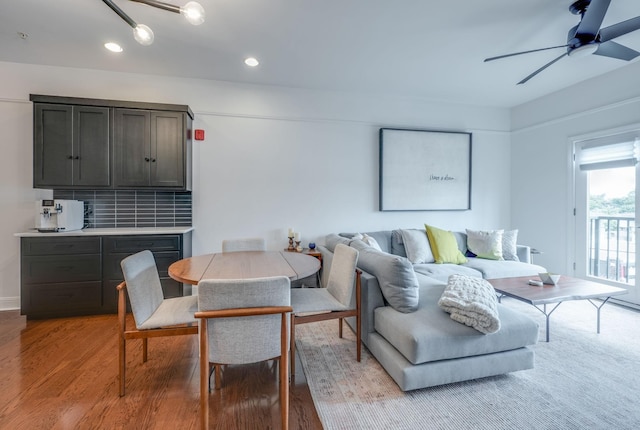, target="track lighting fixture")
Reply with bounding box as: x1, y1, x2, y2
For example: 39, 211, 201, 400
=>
101, 0, 205, 46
